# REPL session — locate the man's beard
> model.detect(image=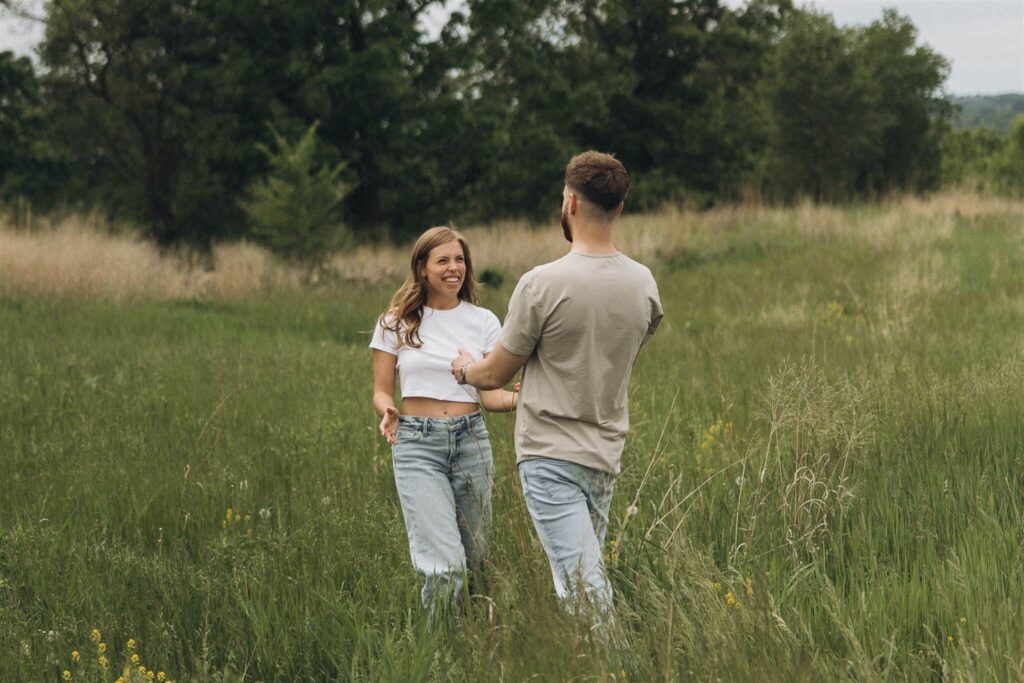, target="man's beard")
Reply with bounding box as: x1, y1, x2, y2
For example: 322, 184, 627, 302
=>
560, 206, 573, 243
